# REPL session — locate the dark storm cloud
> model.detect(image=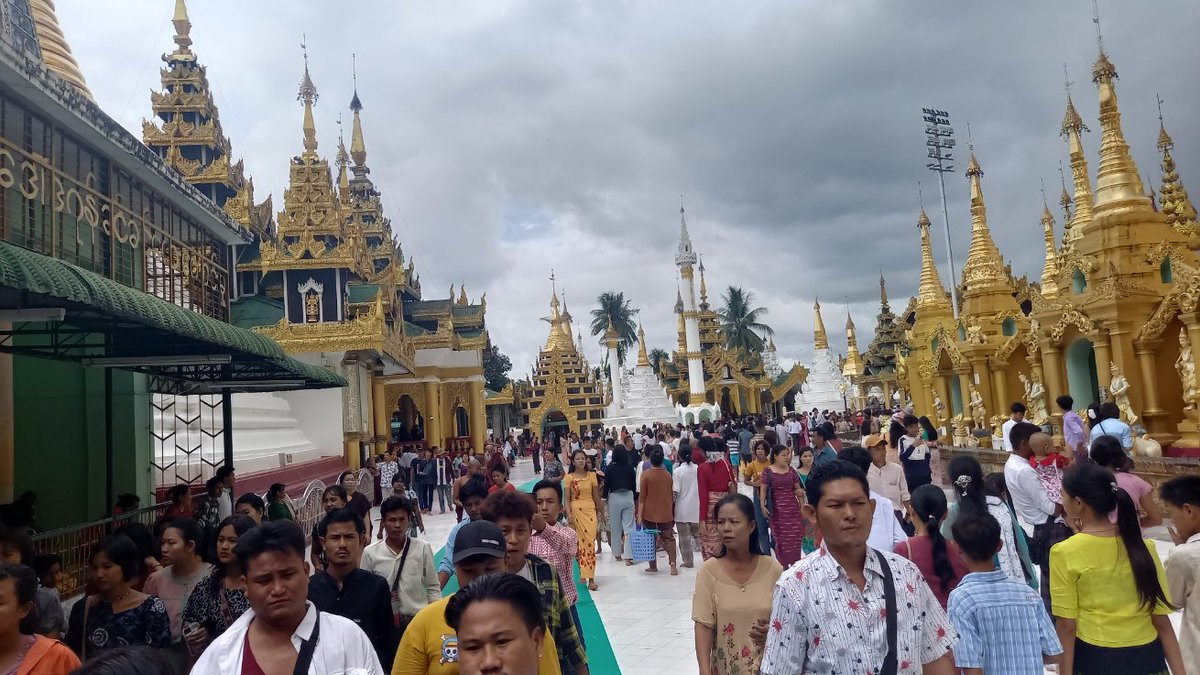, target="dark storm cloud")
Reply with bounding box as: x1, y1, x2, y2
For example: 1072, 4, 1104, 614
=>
61, 0, 1200, 373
